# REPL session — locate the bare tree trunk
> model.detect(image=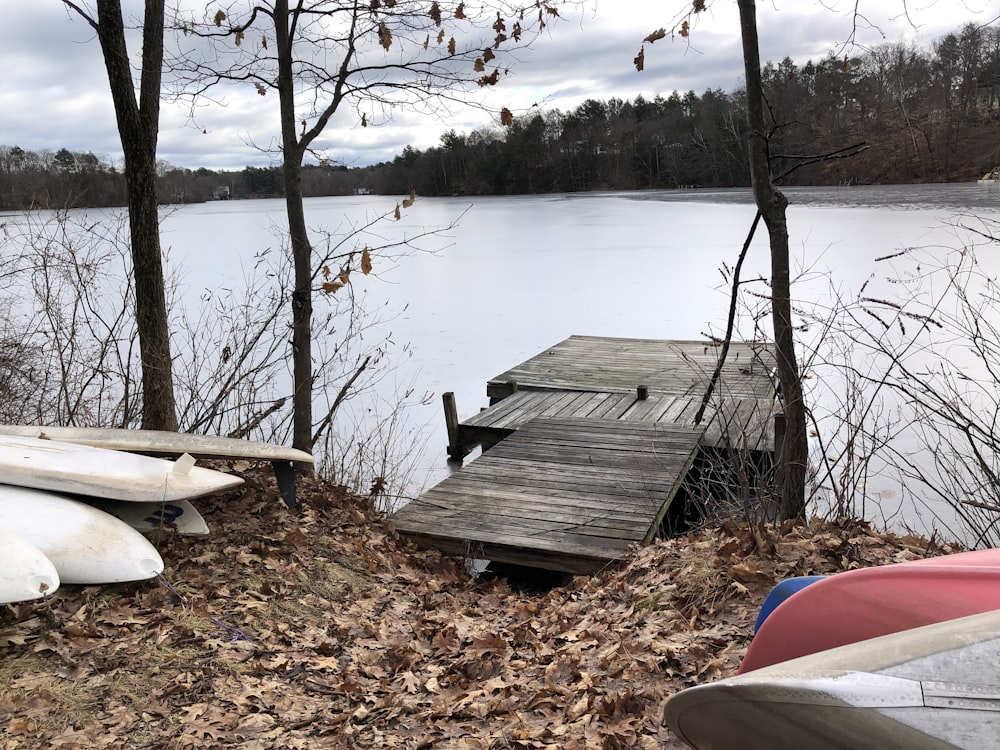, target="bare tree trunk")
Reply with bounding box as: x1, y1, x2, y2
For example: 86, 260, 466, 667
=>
274, 0, 314, 458
87, 0, 177, 431
737, 0, 807, 520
